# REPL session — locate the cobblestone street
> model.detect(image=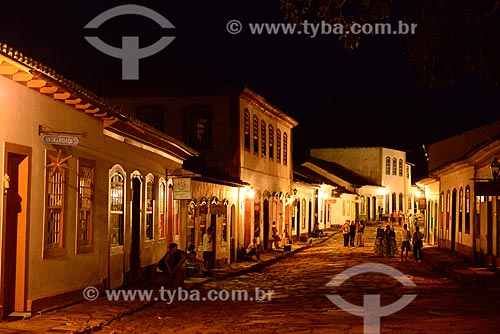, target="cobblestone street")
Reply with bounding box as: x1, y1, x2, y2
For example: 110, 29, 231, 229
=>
99, 226, 500, 334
